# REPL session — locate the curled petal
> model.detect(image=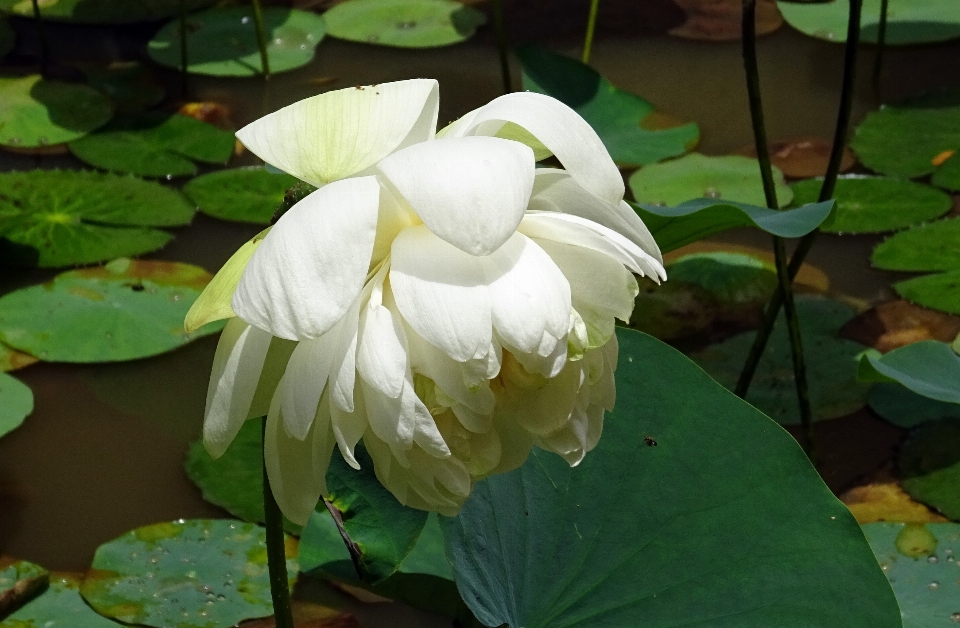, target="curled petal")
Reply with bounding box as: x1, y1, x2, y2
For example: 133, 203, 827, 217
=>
357, 272, 409, 399
377, 137, 534, 256
279, 333, 338, 441
331, 392, 368, 470
233, 177, 380, 341
236, 79, 439, 186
